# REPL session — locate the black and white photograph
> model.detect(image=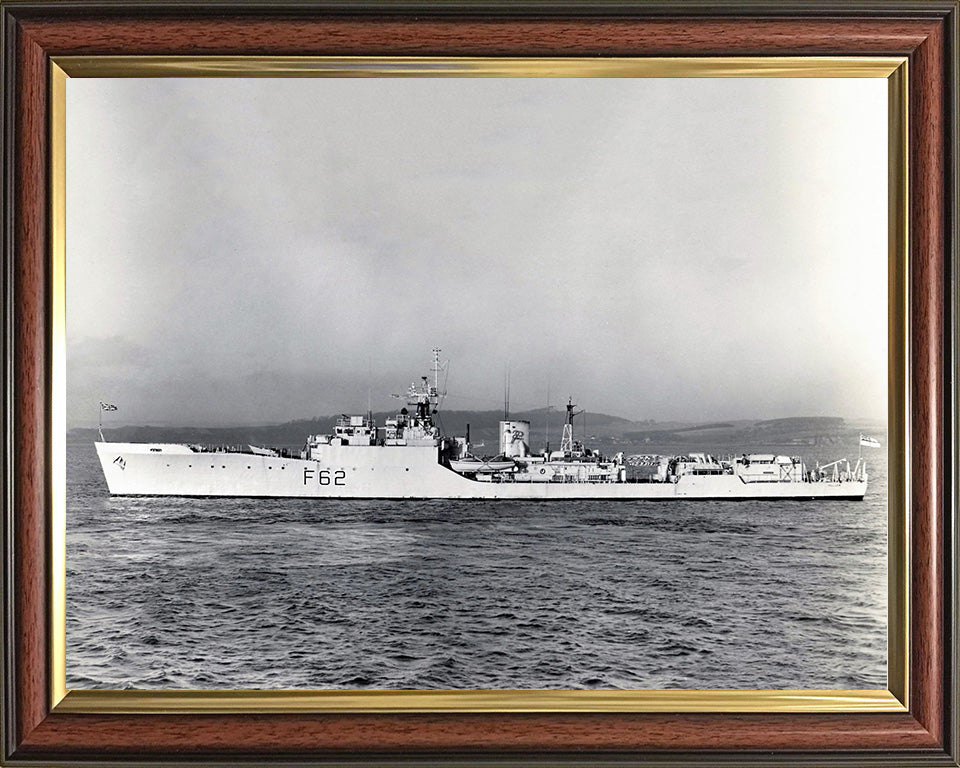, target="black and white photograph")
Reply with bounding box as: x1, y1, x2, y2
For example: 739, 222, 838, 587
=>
65, 74, 889, 691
